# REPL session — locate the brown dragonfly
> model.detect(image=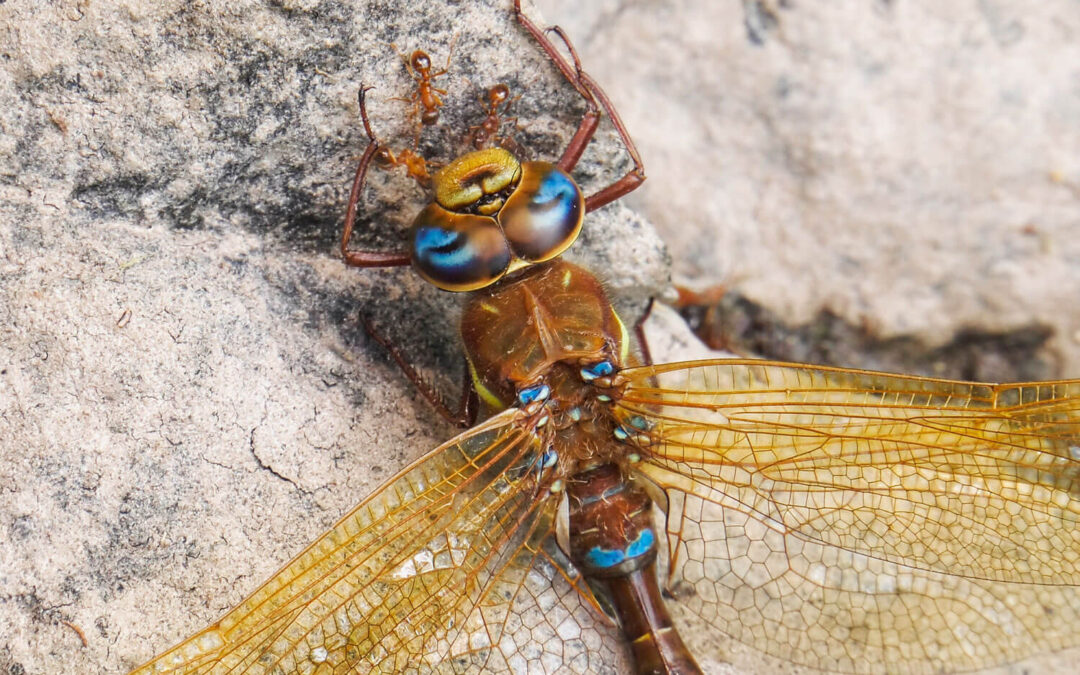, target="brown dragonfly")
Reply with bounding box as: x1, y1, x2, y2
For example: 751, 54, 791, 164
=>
129, 3, 1080, 674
